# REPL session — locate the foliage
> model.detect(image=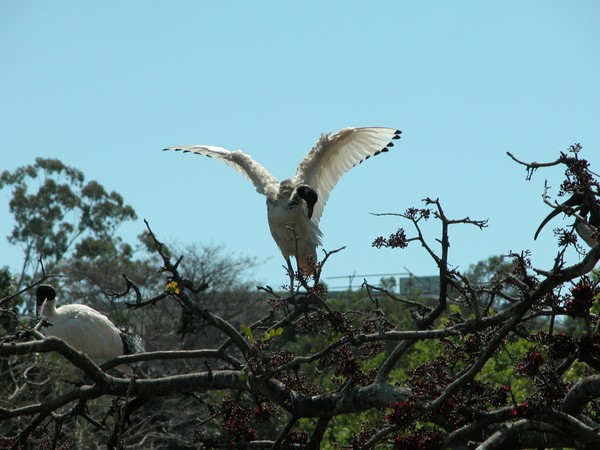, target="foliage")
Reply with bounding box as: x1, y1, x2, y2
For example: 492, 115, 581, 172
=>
1, 146, 600, 449
0, 158, 137, 295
